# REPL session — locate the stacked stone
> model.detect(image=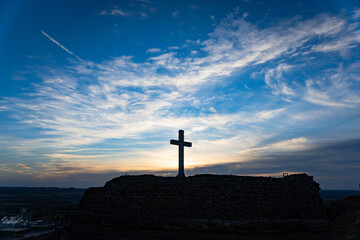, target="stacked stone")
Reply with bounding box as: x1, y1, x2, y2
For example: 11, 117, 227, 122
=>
77, 174, 329, 233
